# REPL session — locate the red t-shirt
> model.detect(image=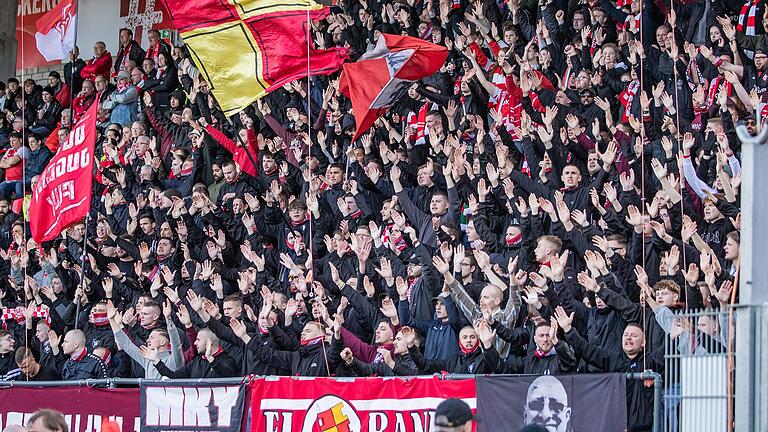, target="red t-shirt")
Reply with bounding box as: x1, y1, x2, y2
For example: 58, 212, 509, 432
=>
3, 147, 28, 181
